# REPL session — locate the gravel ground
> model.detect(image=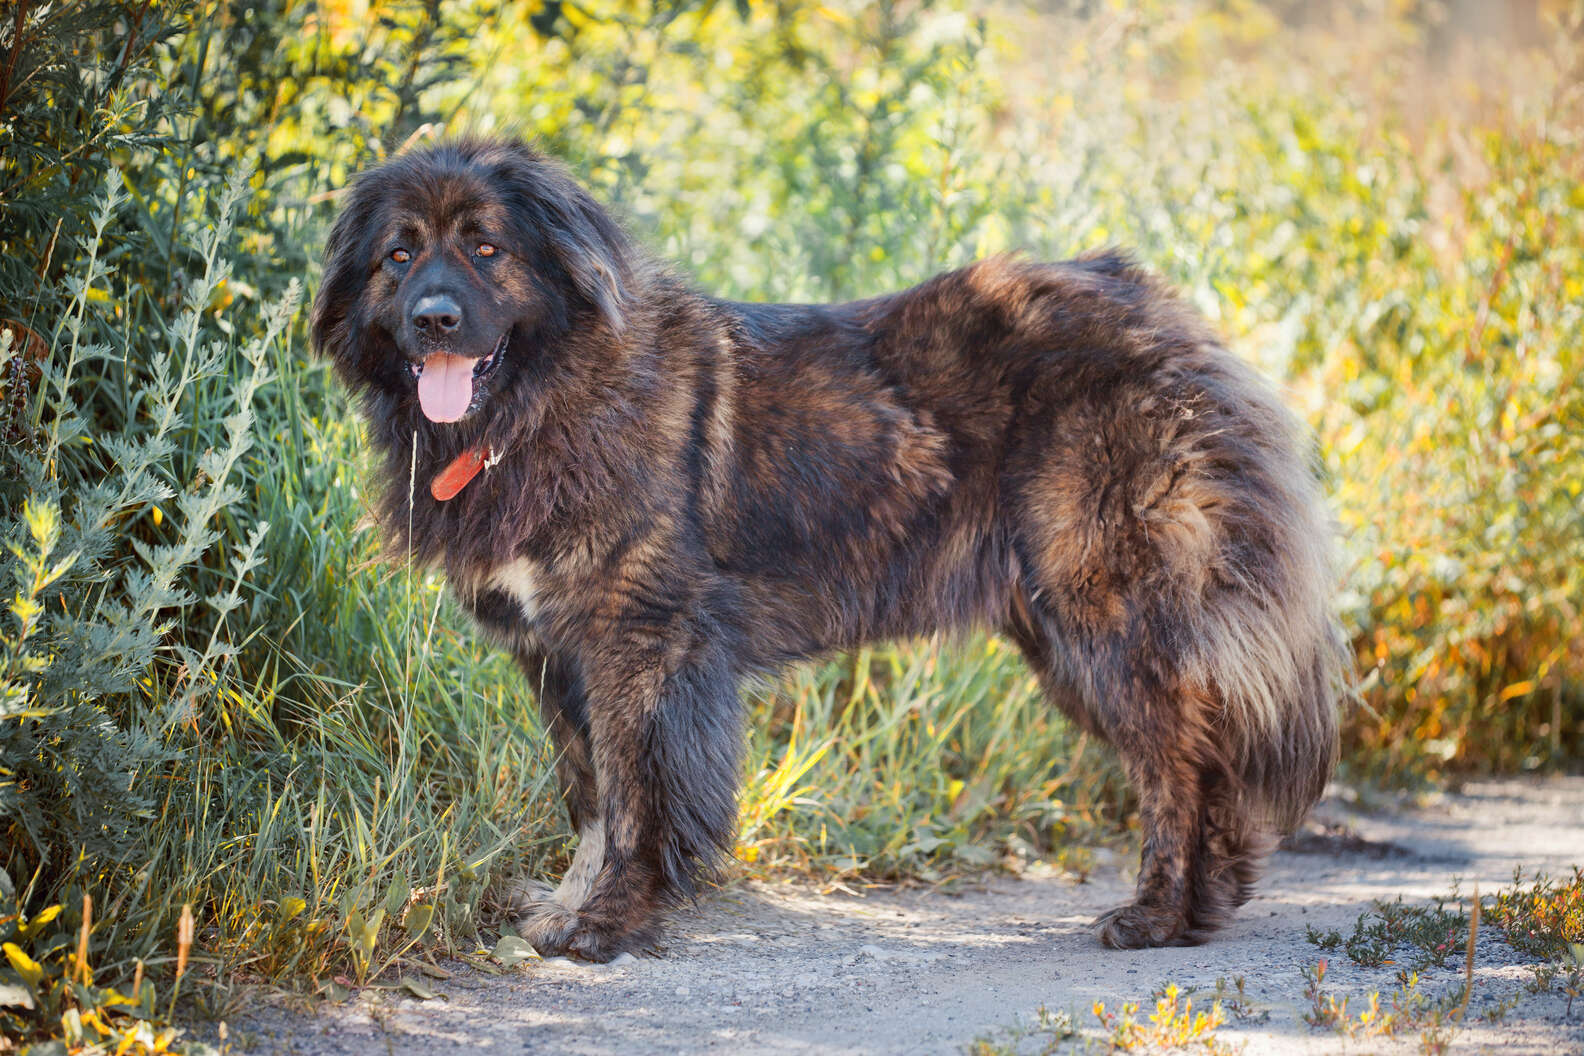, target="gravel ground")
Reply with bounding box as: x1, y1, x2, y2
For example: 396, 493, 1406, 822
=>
229, 776, 1584, 1055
